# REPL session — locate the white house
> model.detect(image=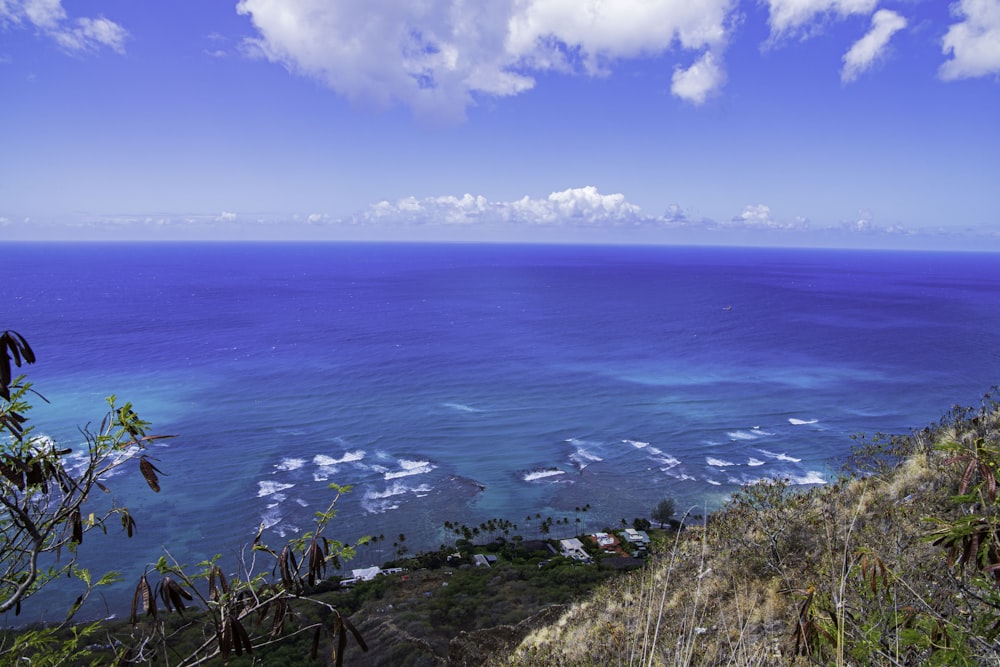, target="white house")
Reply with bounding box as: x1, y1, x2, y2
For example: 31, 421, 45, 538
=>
559, 538, 591, 562
622, 528, 651, 545
351, 566, 382, 581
